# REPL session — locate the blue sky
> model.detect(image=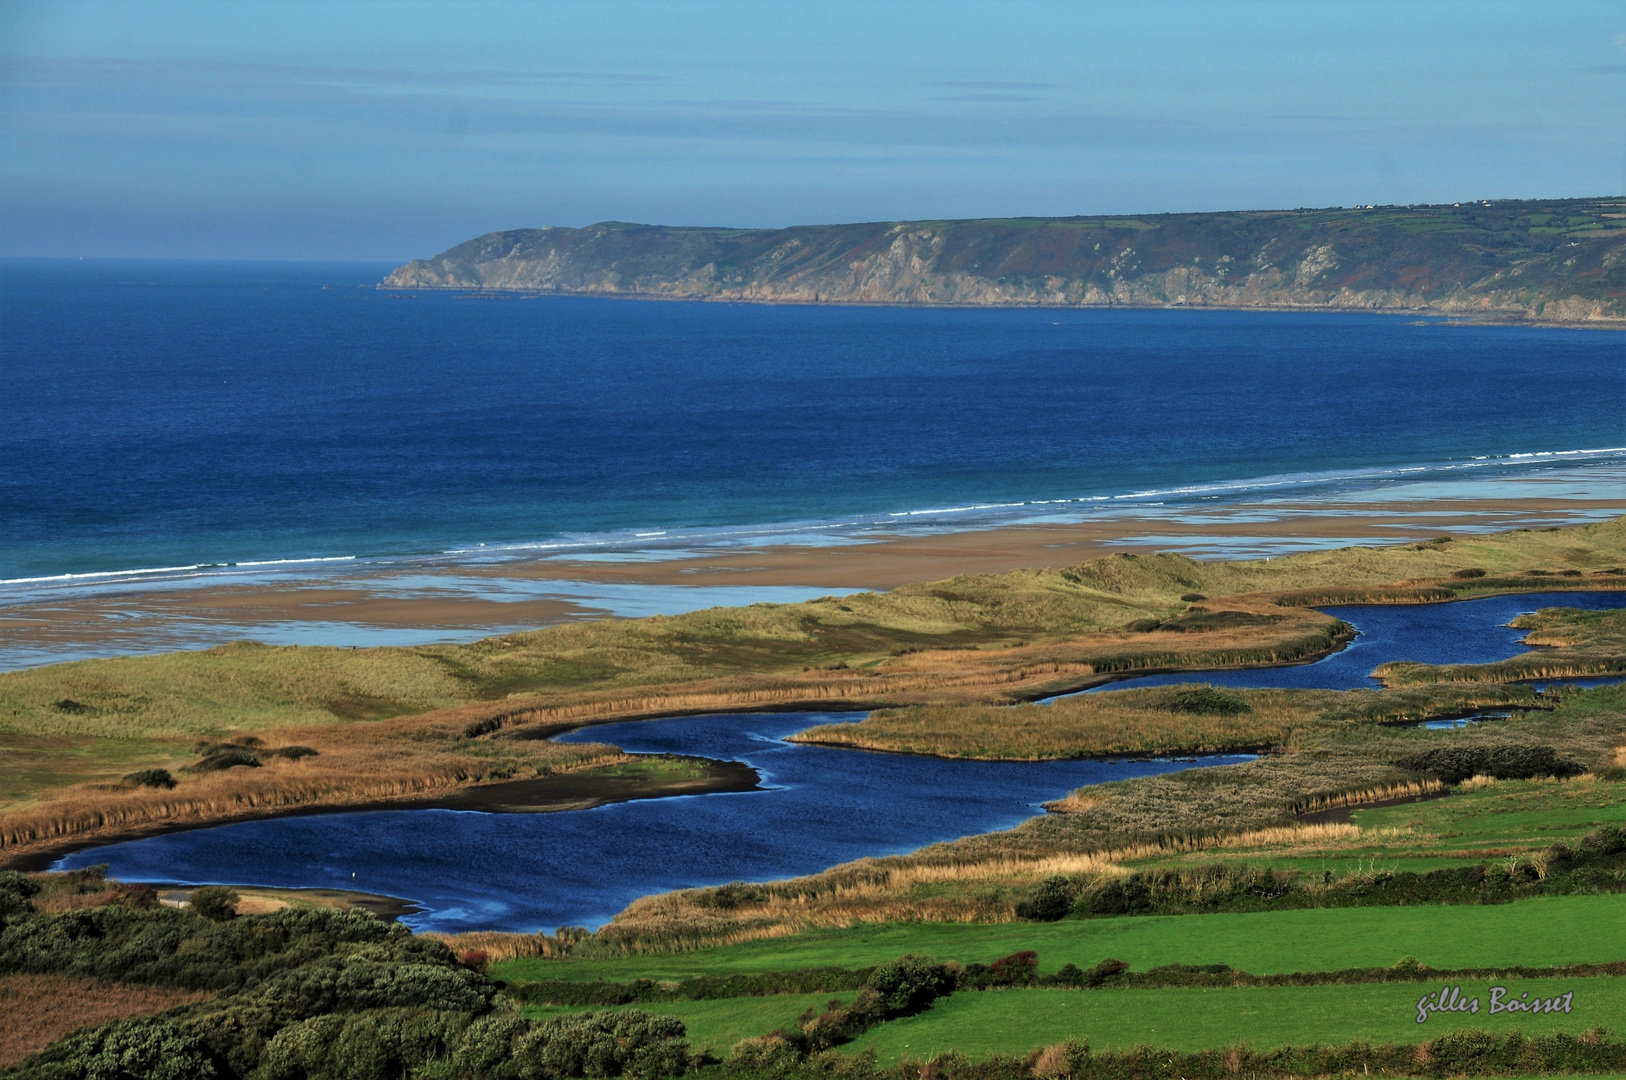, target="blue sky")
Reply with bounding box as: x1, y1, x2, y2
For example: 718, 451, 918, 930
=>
2, 0, 1623, 260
